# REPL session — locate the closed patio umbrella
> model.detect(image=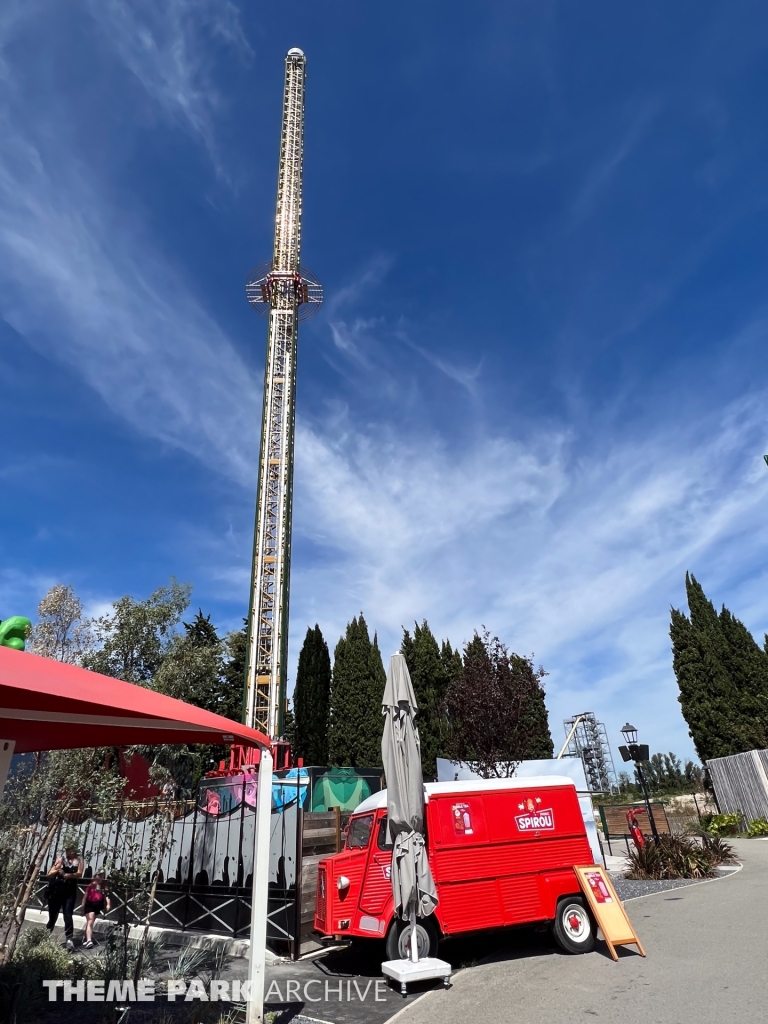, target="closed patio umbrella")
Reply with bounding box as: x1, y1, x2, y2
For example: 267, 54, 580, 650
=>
381, 652, 437, 963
